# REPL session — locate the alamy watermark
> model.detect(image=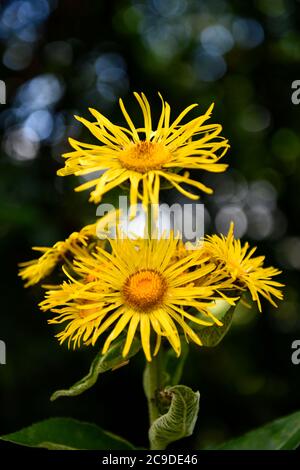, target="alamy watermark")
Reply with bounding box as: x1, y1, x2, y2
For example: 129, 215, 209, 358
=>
96, 196, 204, 248
0, 340, 6, 365
0, 80, 6, 104
291, 80, 300, 105
291, 340, 300, 365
